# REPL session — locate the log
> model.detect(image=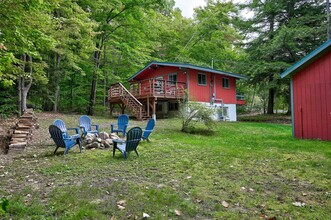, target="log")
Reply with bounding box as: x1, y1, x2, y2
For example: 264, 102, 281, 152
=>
14, 130, 30, 134
16, 124, 32, 129
19, 116, 33, 120
10, 138, 27, 142
11, 134, 28, 138
9, 142, 27, 147
18, 120, 34, 126
6, 108, 37, 153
